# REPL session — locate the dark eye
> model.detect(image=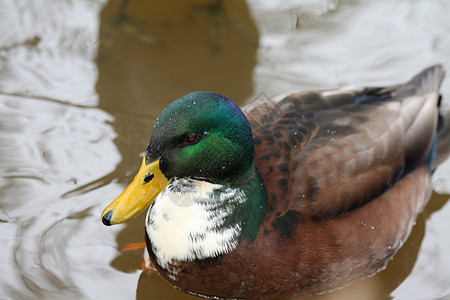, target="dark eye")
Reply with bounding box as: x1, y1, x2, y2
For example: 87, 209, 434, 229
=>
185, 133, 199, 144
